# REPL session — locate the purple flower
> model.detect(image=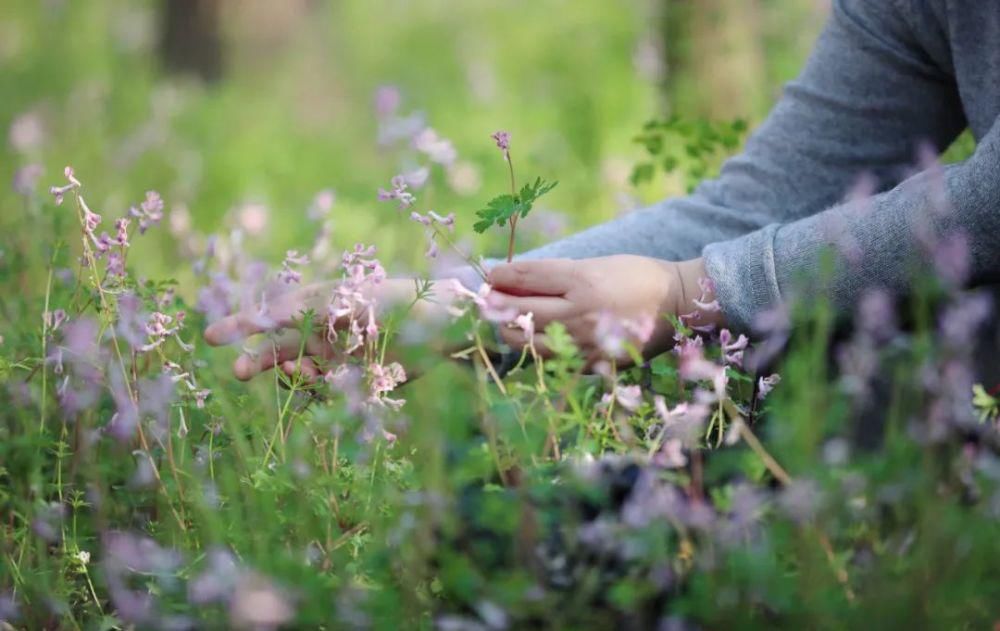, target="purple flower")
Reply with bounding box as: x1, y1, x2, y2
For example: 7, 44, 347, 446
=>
44, 308, 67, 333
490, 130, 511, 158
8, 110, 46, 153
600, 384, 643, 413
196, 273, 235, 324
278, 250, 309, 285
49, 181, 76, 206
228, 574, 294, 630
931, 230, 970, 285
857, 288, 896, 340
114, 217, 130, 246
103, 530, 182, 576
374, 84, 401, 119
308, 189, 335, 220
653, 395, 710, 446
757, 373, 781, 400
719, 328, 748, 367
777, 479, 820, 524
189, 547, 242, 605
424, 239, 439, 259
653, 438, 687, 468
128, 191, 164, 234
428, 210, 455, 231
12, 163, 43, 196
412, 128, 457, 165
377, 175, 415, 209
402, 166, 430, 189
940, 291, 993, 349
0, 591, 18, 623
106, 251, 125, 278
31, 502, 66, 543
